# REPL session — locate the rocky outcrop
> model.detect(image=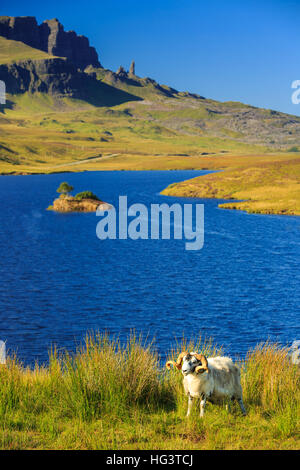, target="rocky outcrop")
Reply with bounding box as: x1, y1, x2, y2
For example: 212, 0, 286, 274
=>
116, 61, 136, 79
129, 60, 135, 76
49, 196, 111, 213
0, 16, 101, 70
